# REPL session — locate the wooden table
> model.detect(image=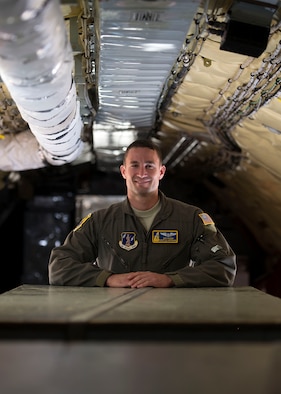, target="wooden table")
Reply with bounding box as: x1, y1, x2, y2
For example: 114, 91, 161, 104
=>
0, 285, 281, 340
